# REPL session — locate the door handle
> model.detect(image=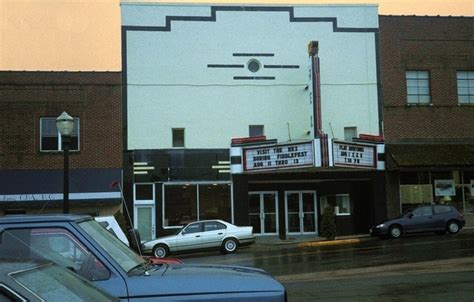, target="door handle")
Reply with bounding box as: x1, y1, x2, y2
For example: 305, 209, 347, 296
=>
195, 235, 201, 237
218, 232, 223, 235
